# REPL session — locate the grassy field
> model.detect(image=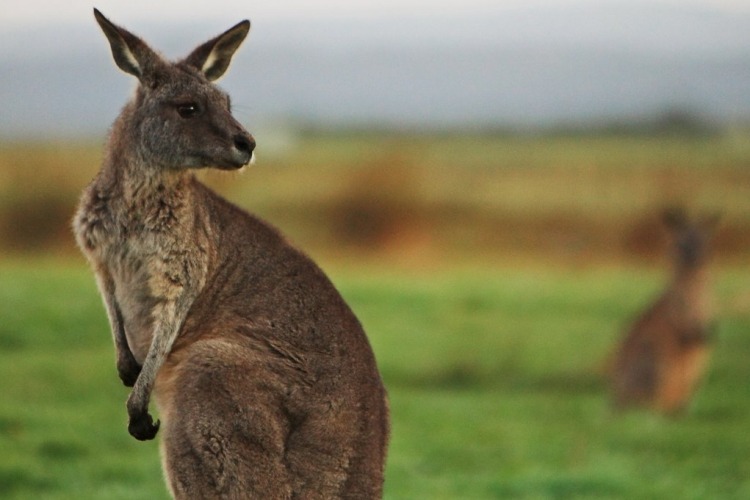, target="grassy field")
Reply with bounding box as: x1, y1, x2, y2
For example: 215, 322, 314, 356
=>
1, 131, 749, 498
1, 259, 750, 499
